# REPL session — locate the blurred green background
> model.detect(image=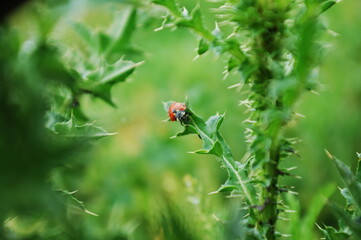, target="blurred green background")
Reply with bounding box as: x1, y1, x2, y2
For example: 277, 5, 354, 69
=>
1, 0, 360, 239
